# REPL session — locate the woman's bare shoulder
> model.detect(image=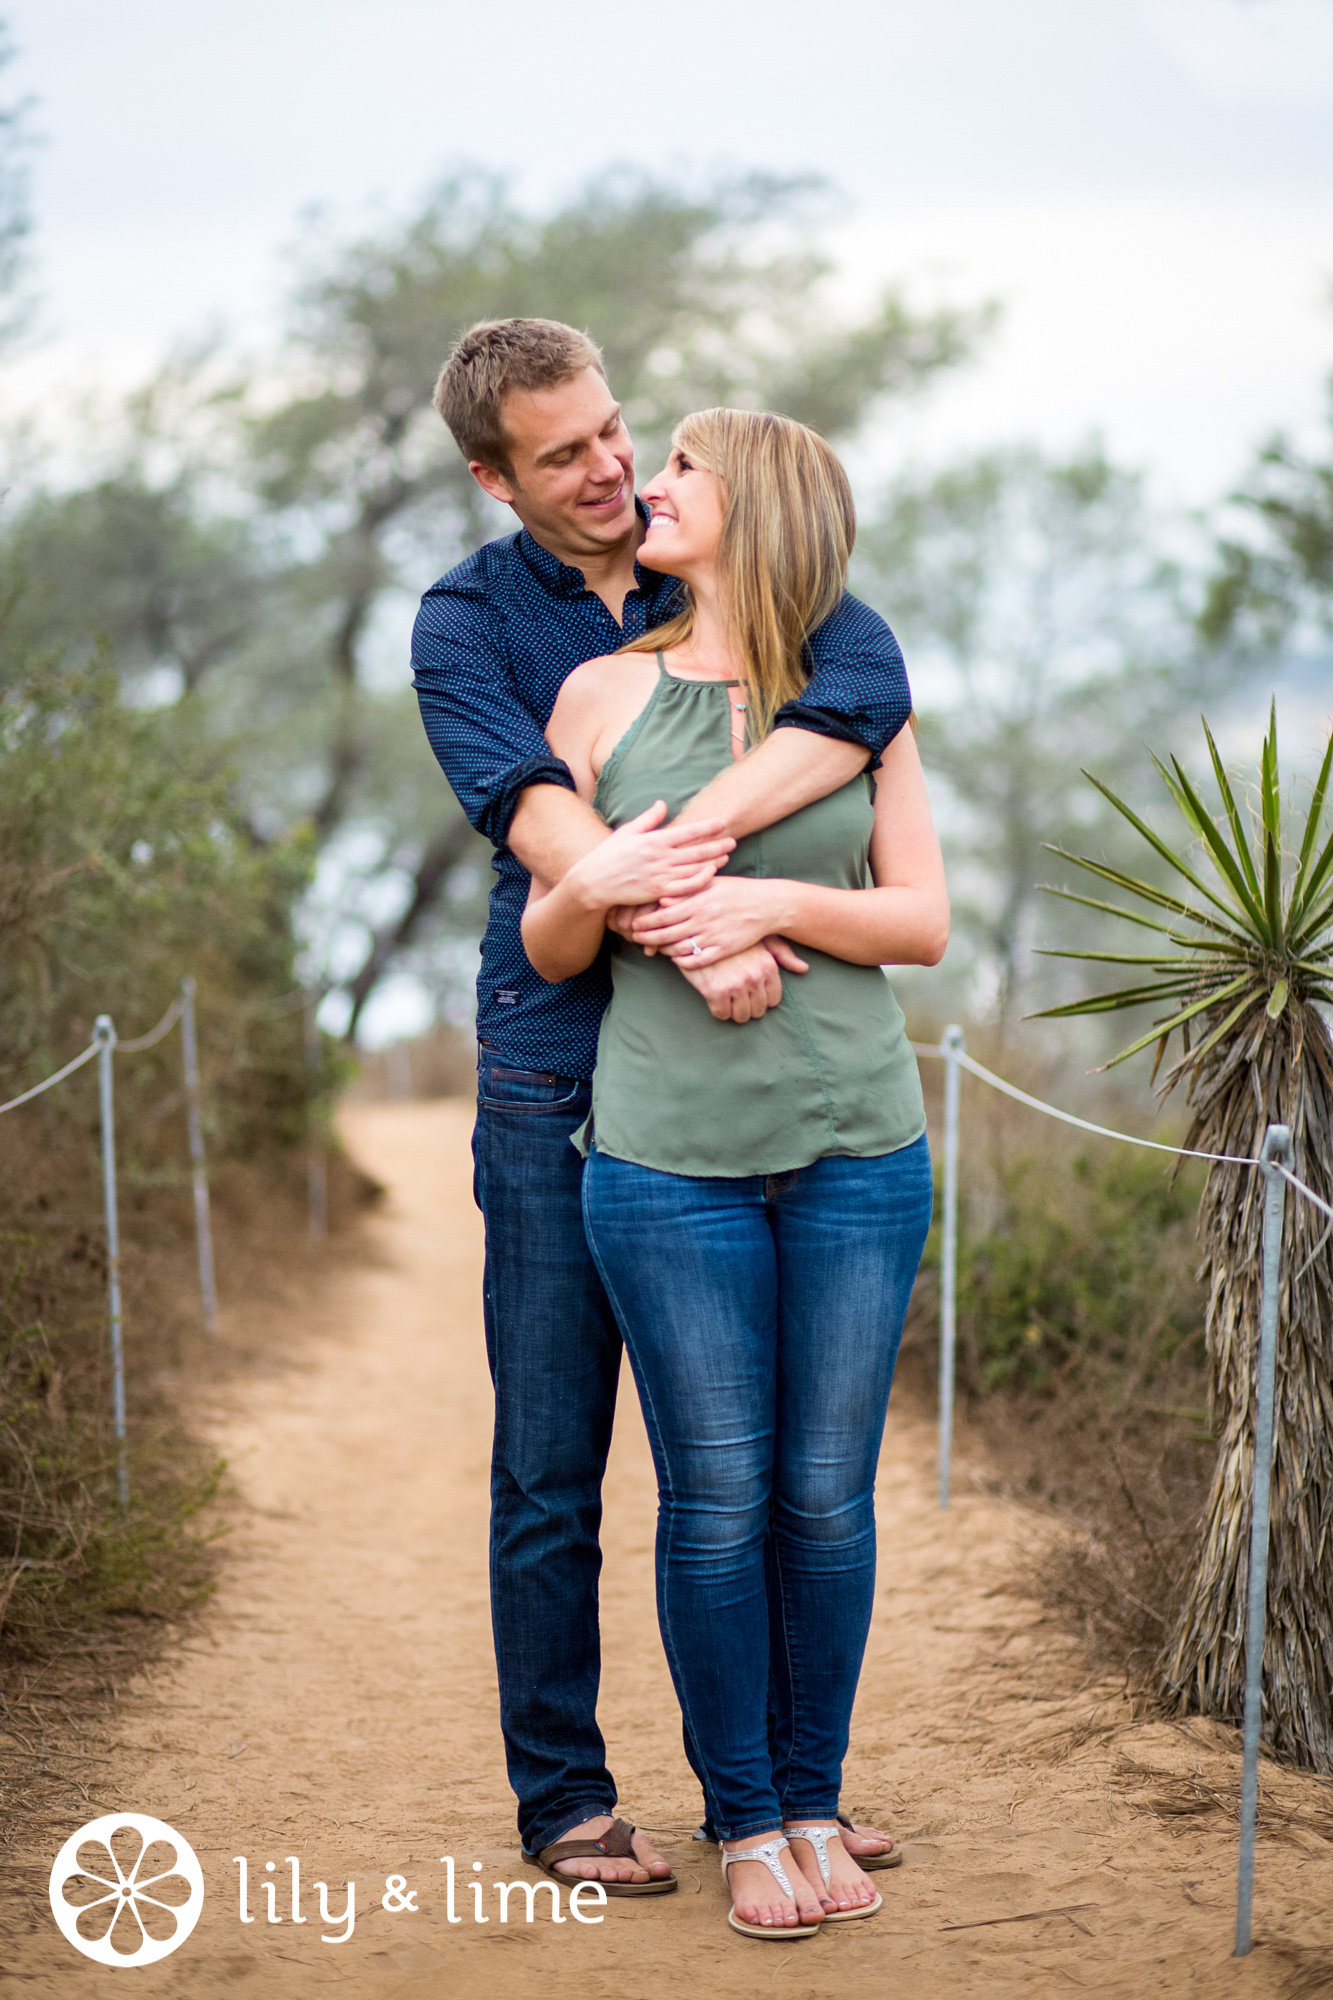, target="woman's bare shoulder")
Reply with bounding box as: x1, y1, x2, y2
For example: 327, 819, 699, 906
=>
552, 651, 653, 715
